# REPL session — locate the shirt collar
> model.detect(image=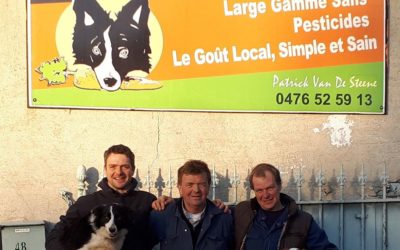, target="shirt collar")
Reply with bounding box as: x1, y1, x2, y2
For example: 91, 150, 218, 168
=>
182, 202, 206, 227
